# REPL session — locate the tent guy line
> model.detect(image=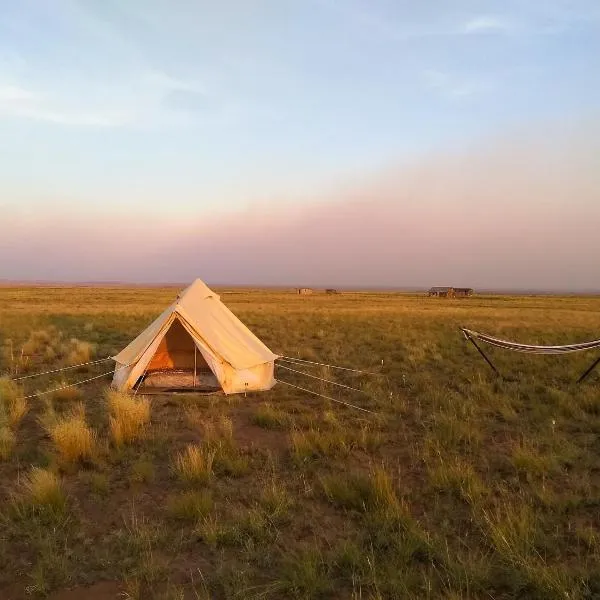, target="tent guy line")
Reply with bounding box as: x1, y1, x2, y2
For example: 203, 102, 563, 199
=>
9, 357, 113, 381
4, 354, 380, 396
278, 355, 384, 376
276, 362, 369, 395
275, 379, 375, 414
23, 361, 134, 400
